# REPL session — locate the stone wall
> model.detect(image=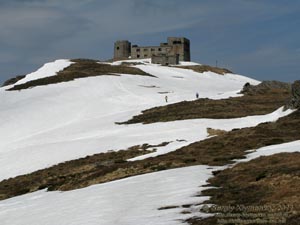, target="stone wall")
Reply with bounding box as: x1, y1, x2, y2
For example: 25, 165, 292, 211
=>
114, 40, 131, 60
113, 37, 190, 62
167, 37, 190, 61
151, 54, 179, 66
131, 45, 171, 59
